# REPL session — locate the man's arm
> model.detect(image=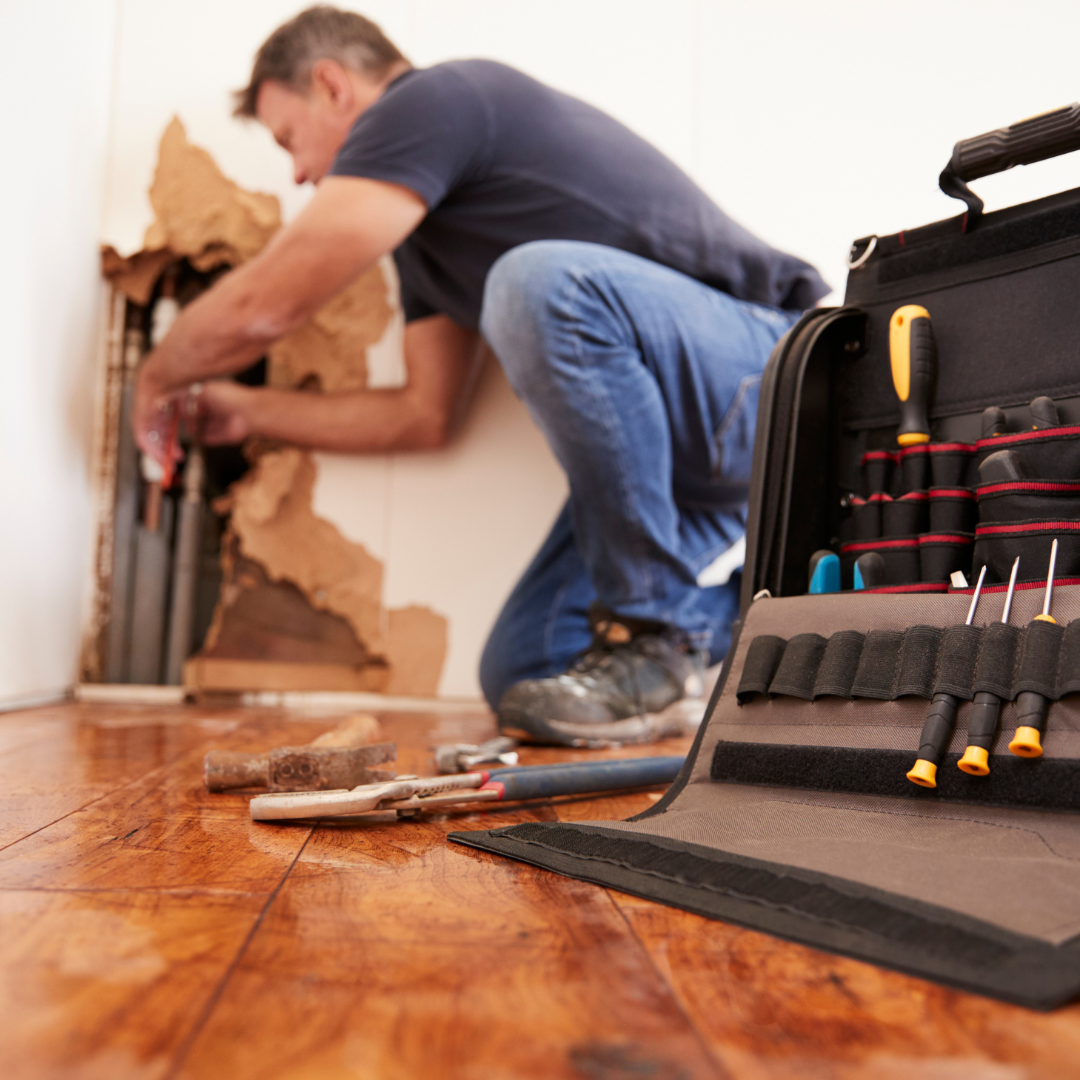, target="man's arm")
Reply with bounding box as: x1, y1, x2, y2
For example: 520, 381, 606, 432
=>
133, 175, 426, 455
196, 314, 482, 452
